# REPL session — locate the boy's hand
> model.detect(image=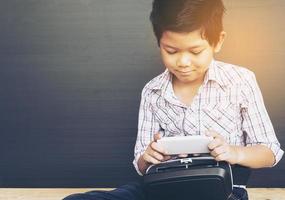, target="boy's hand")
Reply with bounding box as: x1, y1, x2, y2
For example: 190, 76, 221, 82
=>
177, 153, 188, 158
142, 133, 171, 165
206, 130, 241, 165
